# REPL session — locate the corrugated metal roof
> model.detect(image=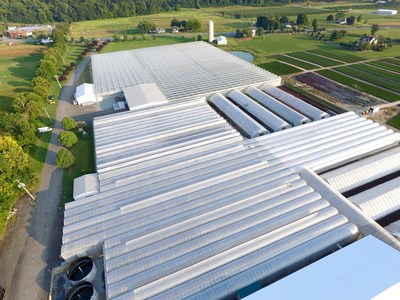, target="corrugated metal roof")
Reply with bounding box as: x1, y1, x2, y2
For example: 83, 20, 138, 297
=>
123, 83, 168, 111
322, 147, 400, 193
349, 177, 400, 220
227, 90, 291, 132
62, 108, 400, 299
262, 84, 330, 120
209, 93, 269, 138
245, 86, 311, 126
91, 42, 281, 100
